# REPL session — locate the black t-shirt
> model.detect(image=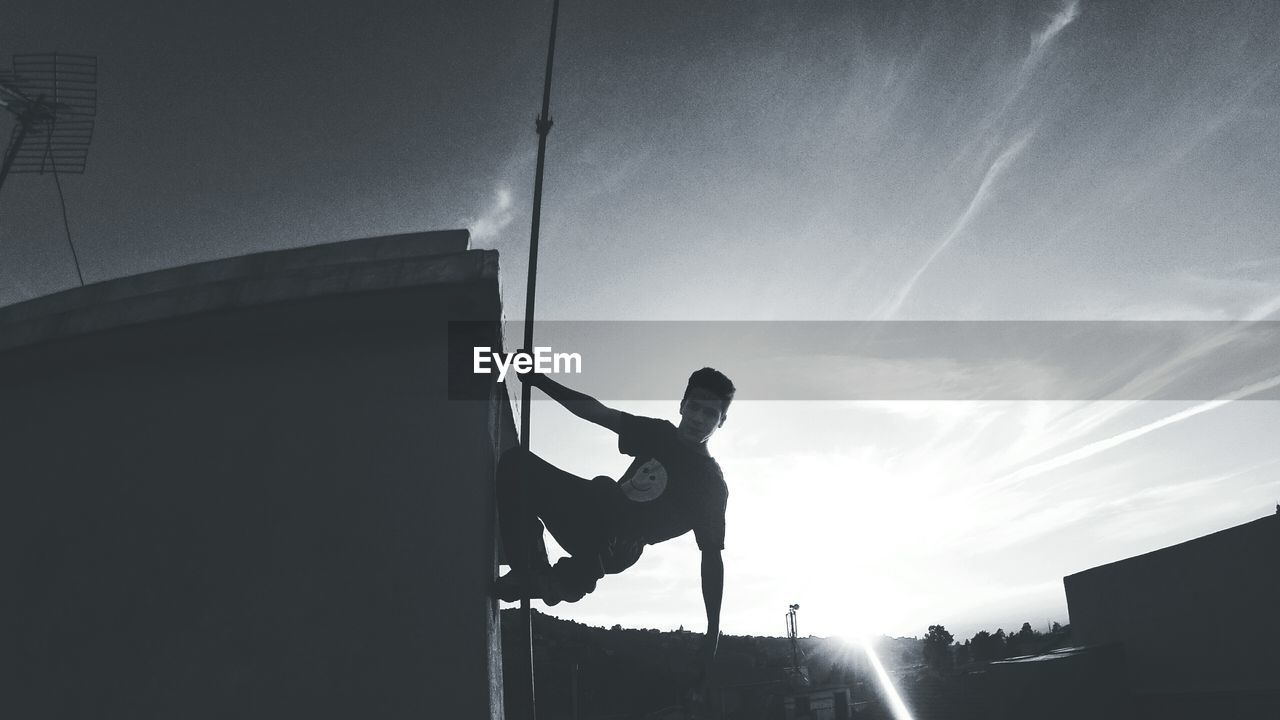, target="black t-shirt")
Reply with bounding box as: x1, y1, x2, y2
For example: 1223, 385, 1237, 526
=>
614, 412, 727, 551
